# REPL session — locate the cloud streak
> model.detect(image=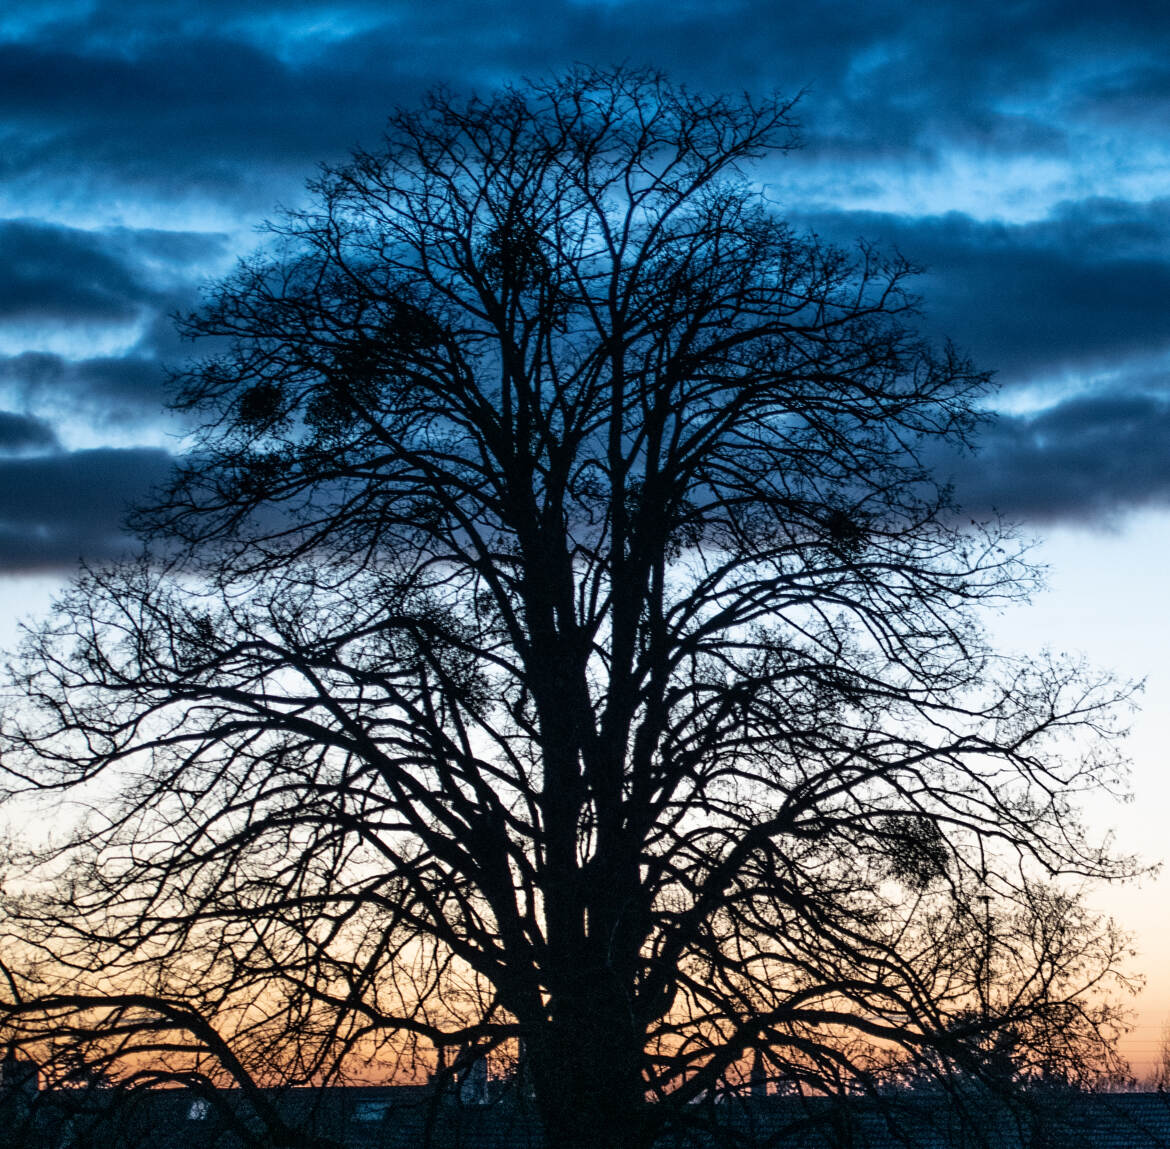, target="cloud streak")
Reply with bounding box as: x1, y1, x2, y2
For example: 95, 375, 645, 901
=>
0, 447, 174, 571
795, 200, 1170, 381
